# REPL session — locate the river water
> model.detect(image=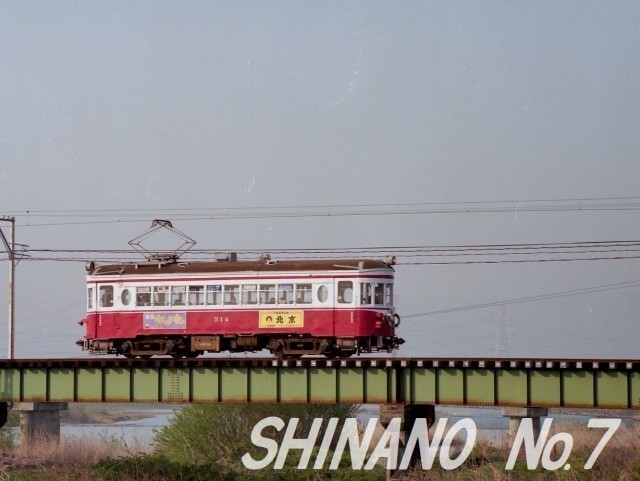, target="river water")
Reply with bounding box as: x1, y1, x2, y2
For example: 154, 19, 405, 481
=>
60, 407, 178, 451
